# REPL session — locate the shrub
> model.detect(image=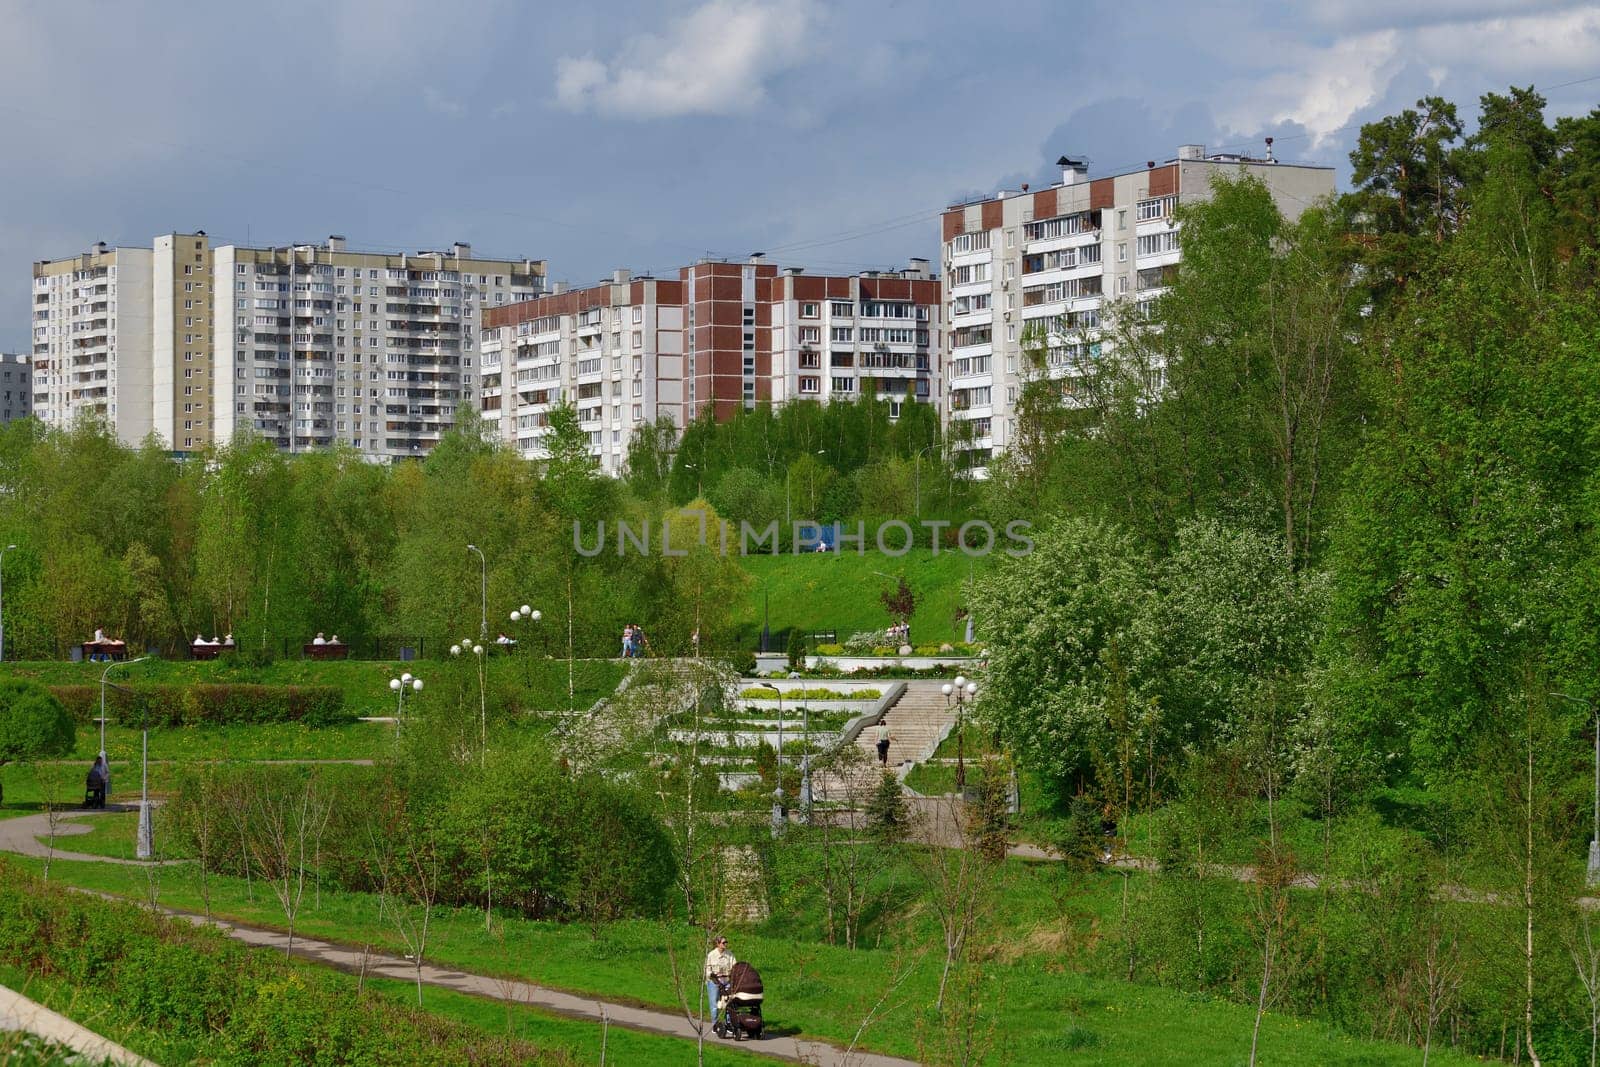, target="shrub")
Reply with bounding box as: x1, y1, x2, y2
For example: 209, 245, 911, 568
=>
739, 687, 880, 701
0, 679, 74, 806
841, 630, 887, 655
48, 684, 348, 728
785, 628, 808, 671
0, 861, 570, 1065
